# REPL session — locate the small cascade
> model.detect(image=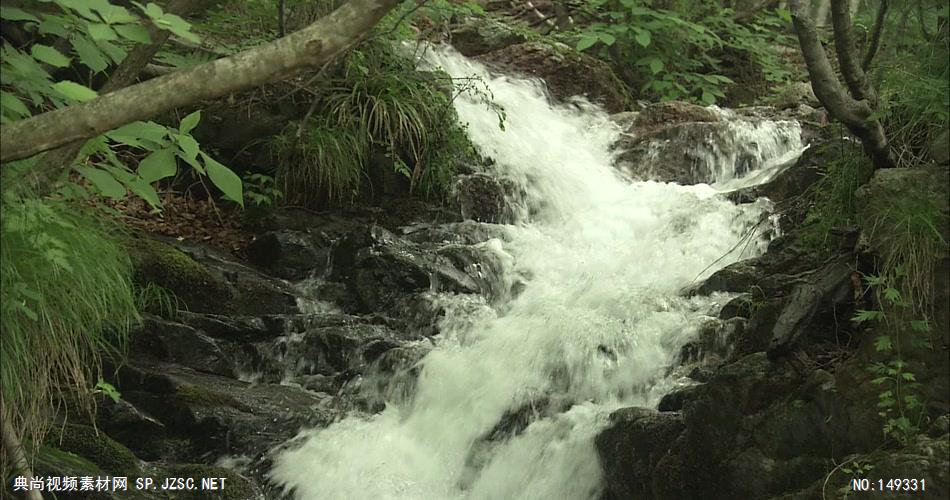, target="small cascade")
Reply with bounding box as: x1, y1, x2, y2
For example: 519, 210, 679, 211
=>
270, 46, 799, 500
